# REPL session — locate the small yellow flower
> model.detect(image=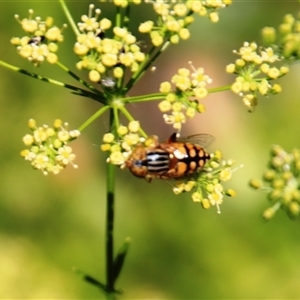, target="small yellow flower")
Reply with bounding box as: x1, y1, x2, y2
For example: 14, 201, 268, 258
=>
103, 133, 115, 143
226, 63, 236, 73
160, 81, 172, 93
158, 100, 172, 112
172, 102, 183, 112
226, 189, 237, 197
170, 34, 180, 44
272, 84, 282, 93
22, 134, 34, 146
173, 3, 188, 16
151, 33, 163, 46
56, 146, 76, 165
220, 167, 232, 181
184, 180, 196, 192
117, 126, 128, 136
186, 107, 196, 118
109, 151, 125, 164
57, 130, 70, 142
267, 67, 280, 79
209, 12, 219, 23
98, 18, 111, 31
201, 198, 211, 209
194, 87, 208, 99
192, 191, 202, 202
178, 28, 190, 40
138, 21, 154, 33
89, 70, 101, 82
101, 144, 111, 151
128, 121, 140, 133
